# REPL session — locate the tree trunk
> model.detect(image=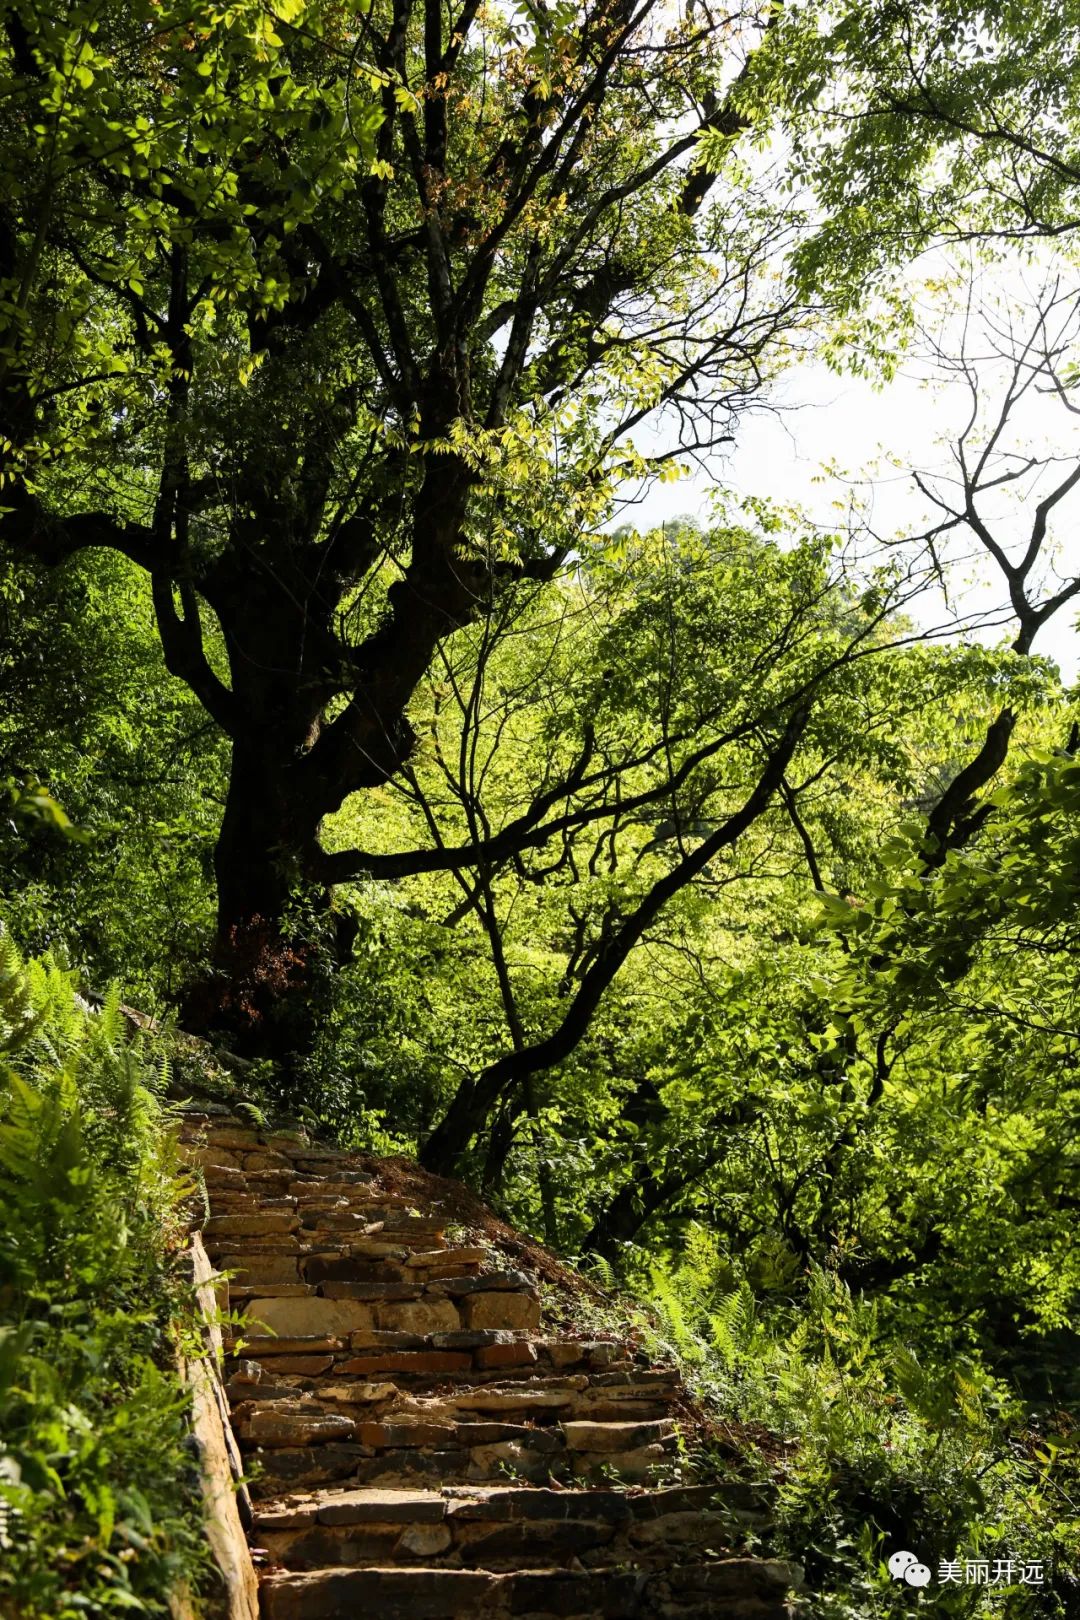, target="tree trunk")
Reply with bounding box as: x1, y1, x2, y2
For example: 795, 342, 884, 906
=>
180, 739, 326, 1056
581, 1169, 683, 1262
